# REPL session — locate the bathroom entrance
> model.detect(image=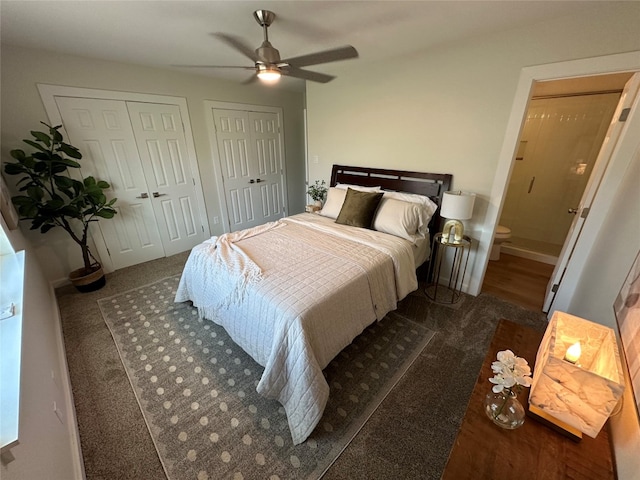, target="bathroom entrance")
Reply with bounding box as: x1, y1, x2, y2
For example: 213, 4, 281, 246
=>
498, 76, 628, 264
483, 71, 634, 312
